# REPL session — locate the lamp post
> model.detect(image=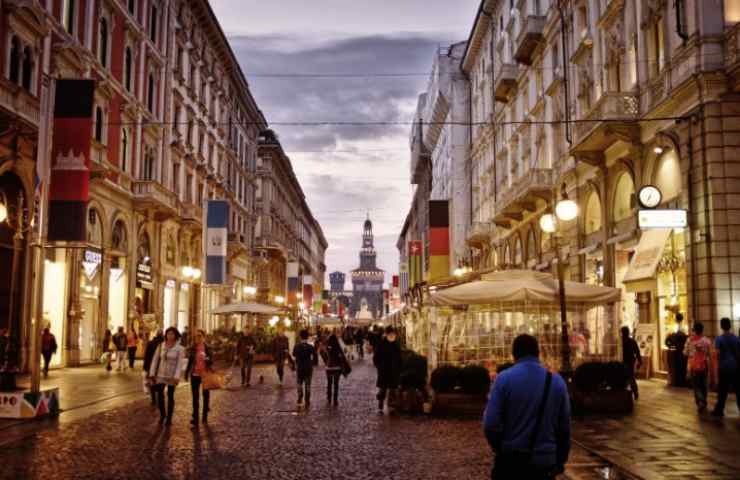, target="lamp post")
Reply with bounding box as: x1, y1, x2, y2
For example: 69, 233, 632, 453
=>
539, 183, 578, 376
